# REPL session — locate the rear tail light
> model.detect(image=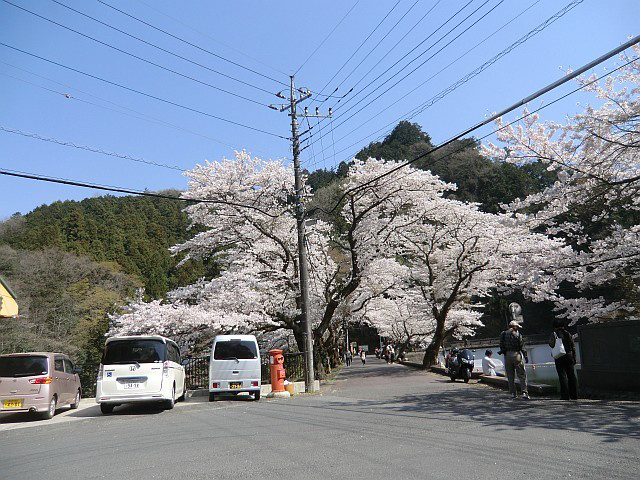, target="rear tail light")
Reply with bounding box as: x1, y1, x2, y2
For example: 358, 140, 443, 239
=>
97, 364, 103, 381
251, 381, 259, 387
163, 361, 169, 377
29, 377, 52, 384
212, 382, 219, 388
